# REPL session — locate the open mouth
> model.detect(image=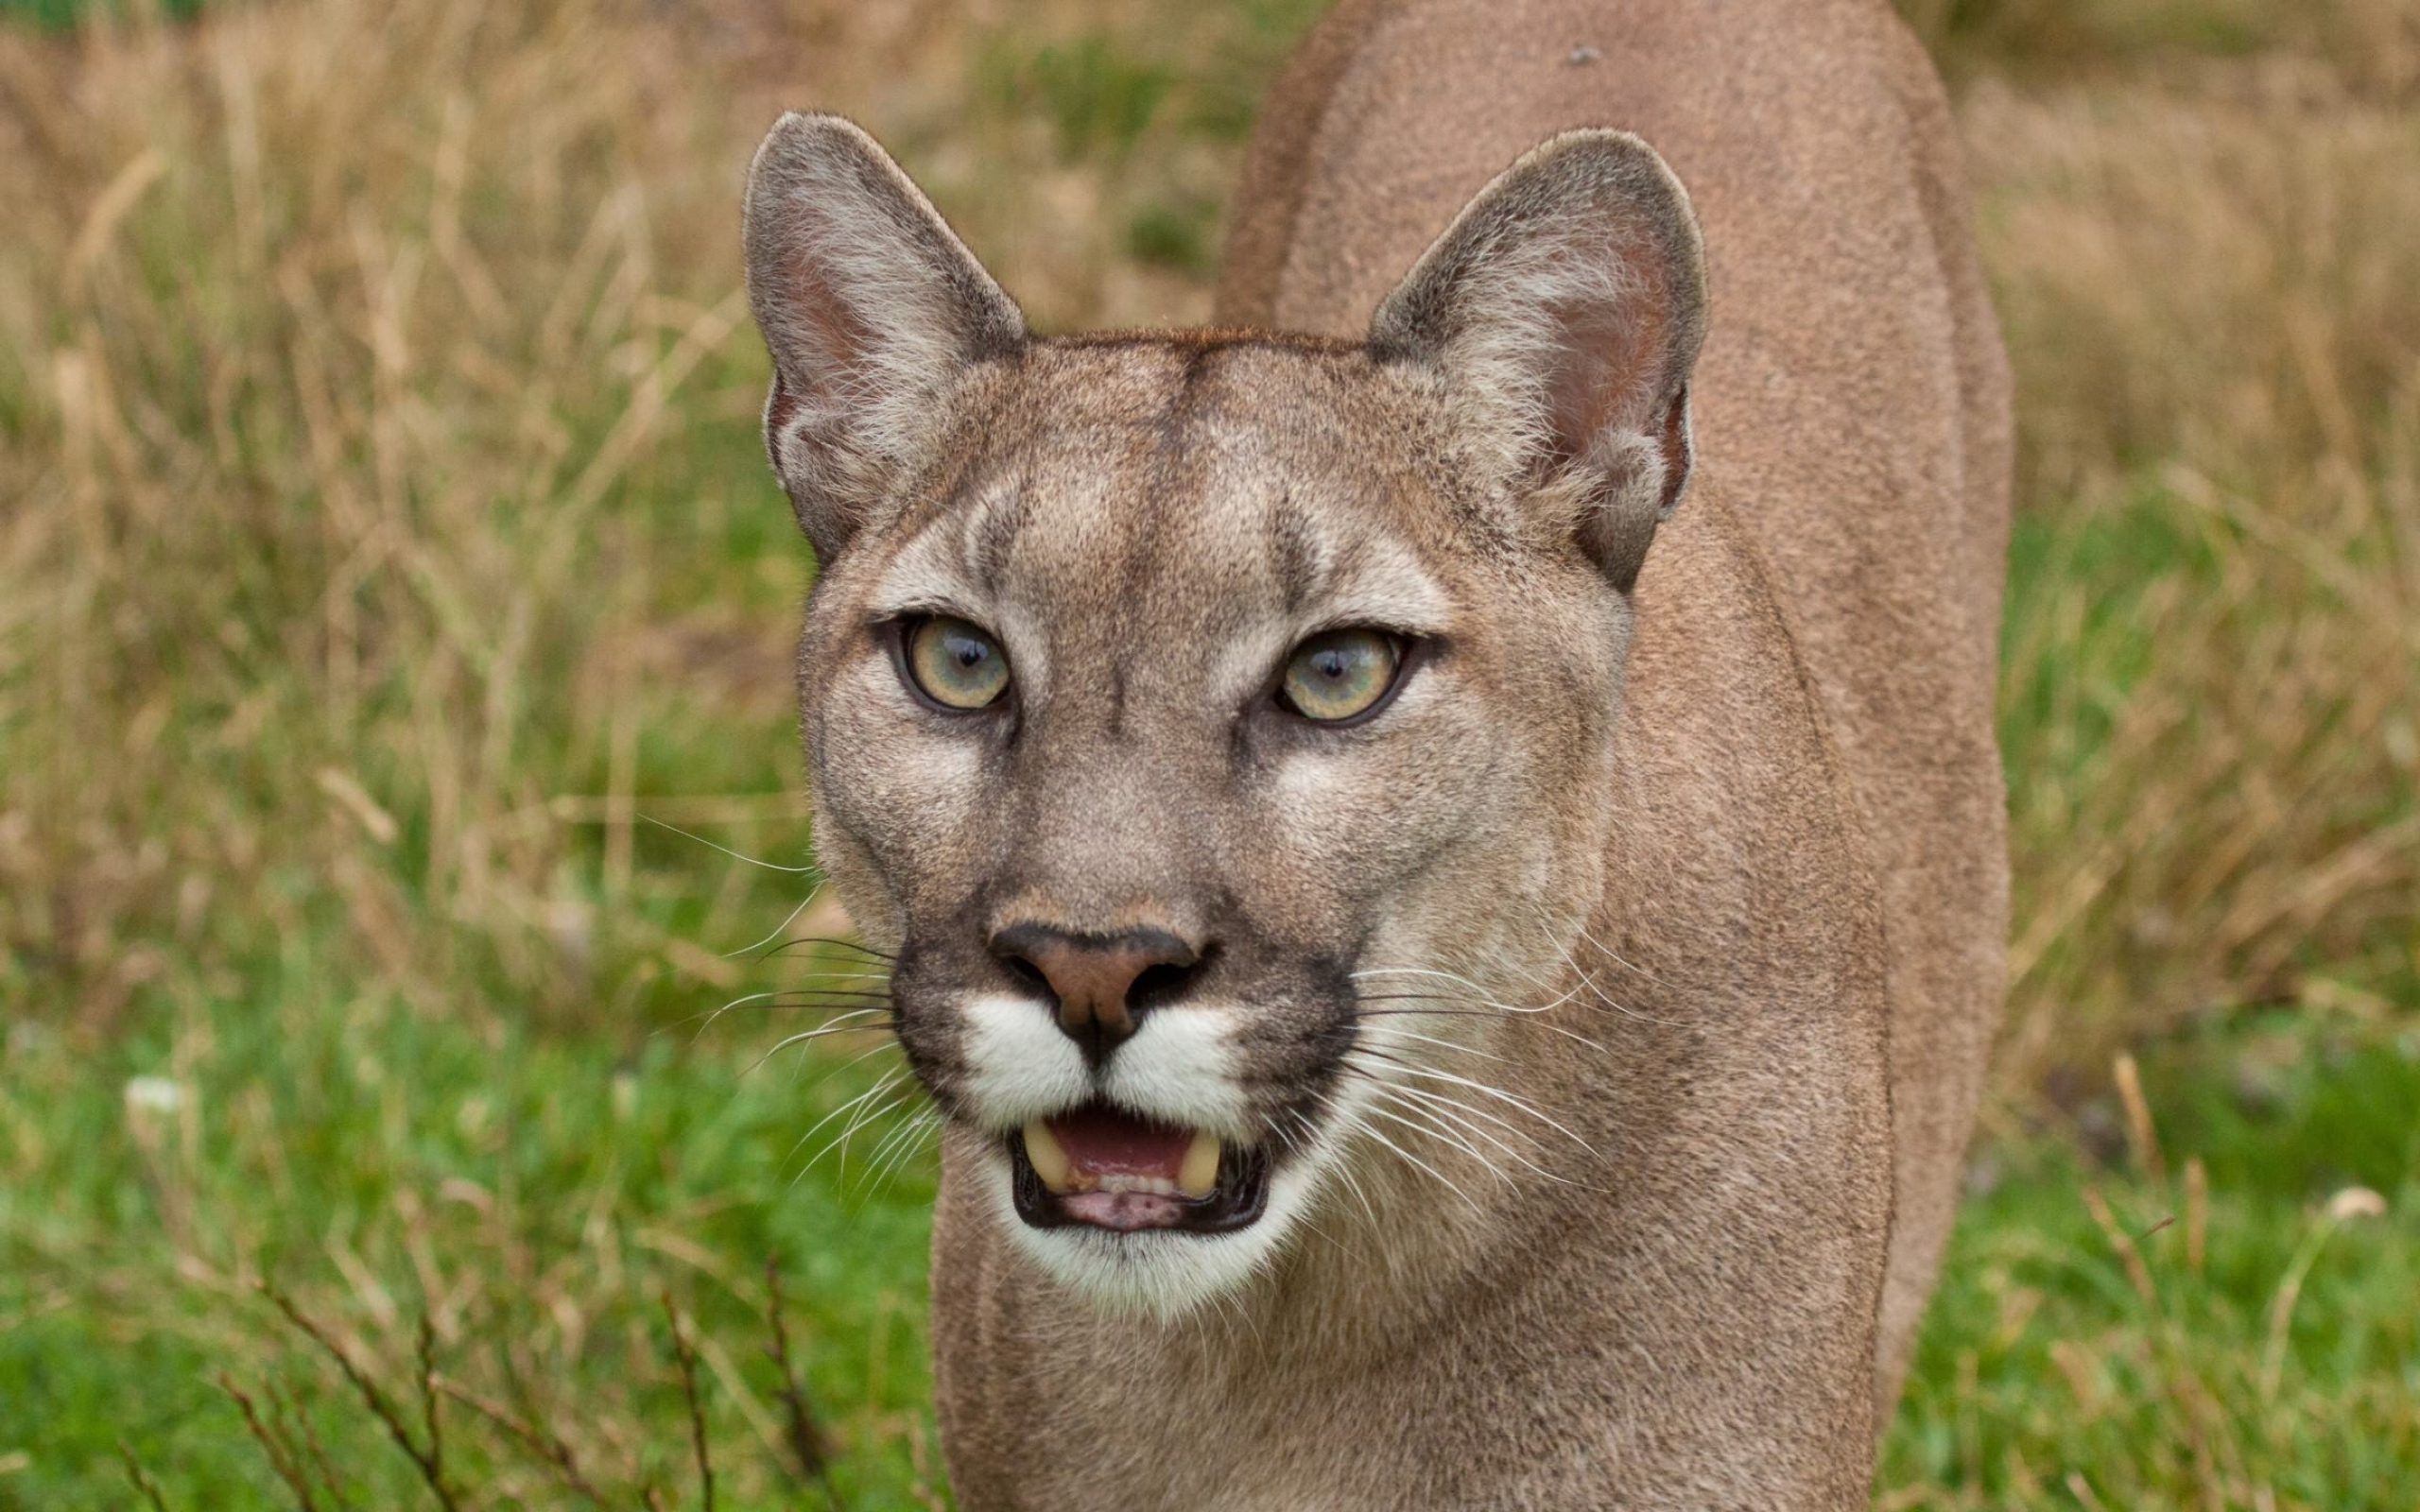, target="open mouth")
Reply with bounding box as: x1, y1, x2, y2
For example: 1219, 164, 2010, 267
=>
1008, 1102, 1271, 1234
